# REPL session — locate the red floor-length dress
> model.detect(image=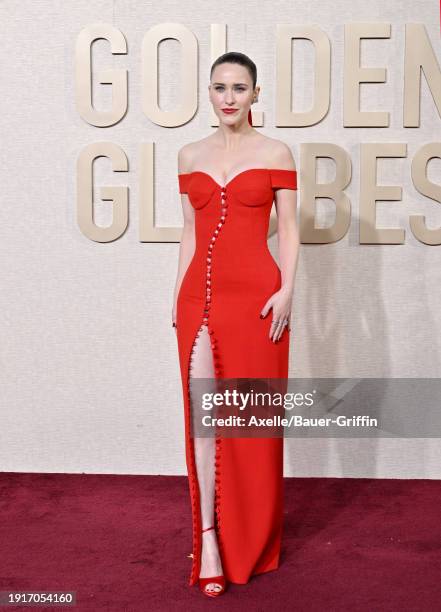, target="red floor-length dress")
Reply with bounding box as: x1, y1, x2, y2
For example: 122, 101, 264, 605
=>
176, 166, 297, 585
